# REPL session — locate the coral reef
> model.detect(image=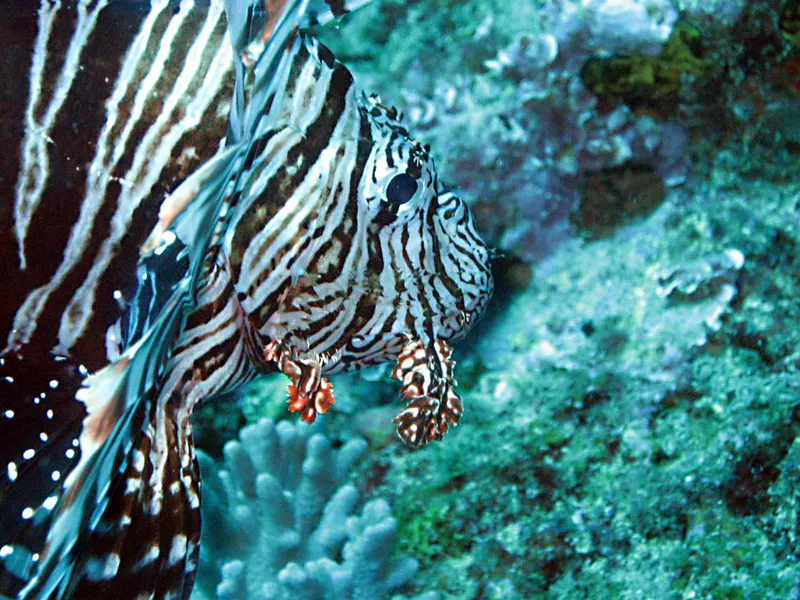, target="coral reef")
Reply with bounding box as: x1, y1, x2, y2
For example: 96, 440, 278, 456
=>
286, 1, 800, 598
192, 419, 425, 600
